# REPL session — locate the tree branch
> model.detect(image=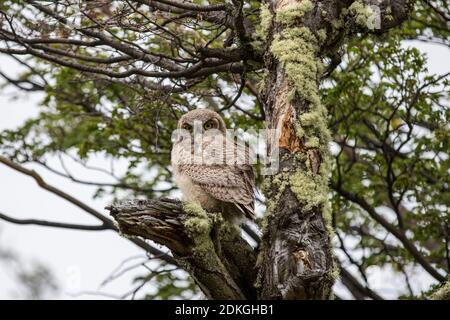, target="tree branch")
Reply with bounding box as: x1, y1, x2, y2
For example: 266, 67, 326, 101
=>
106, 198, 257, 300
0, 211, 109, 231
339, 264, 383, 300
0, 155, 113, 226
0, 155, 176, 265
331, 181, 446, 282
